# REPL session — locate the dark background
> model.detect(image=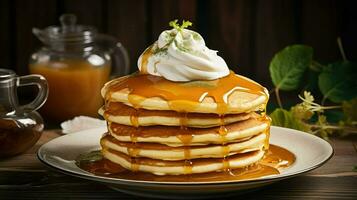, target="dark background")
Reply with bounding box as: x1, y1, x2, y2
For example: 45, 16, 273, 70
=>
0, 0, 356, 88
